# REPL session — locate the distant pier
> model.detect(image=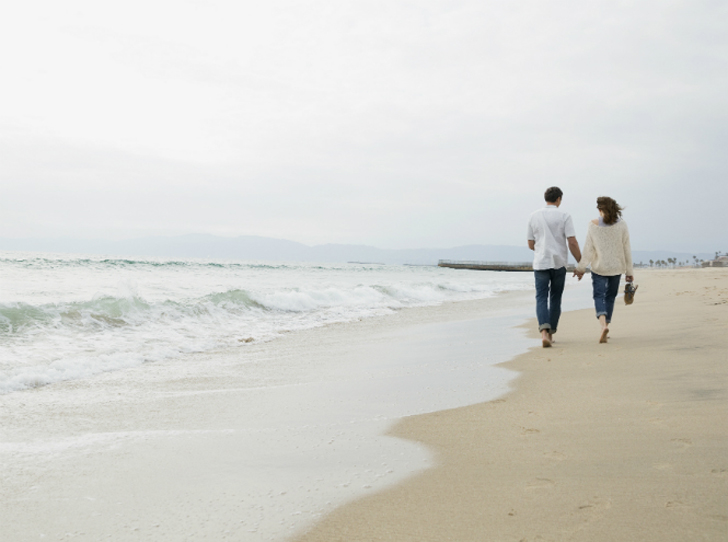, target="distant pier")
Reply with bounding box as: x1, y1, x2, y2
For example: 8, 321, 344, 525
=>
438, 260, 579, 272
